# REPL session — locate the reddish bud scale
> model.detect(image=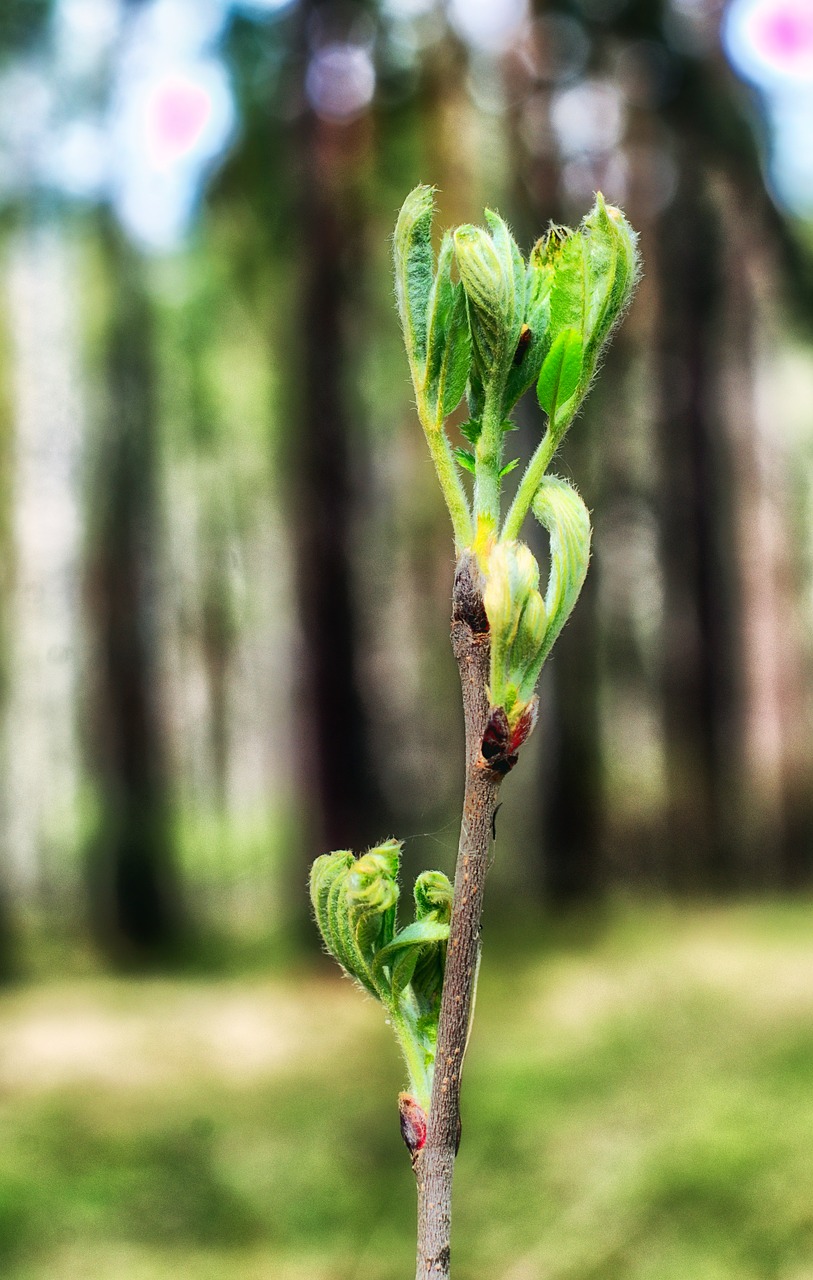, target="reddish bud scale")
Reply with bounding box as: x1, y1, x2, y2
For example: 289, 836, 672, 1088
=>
509, 697, 538, 753
399, 1092, 428, 1162
480, 696, 539, 773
